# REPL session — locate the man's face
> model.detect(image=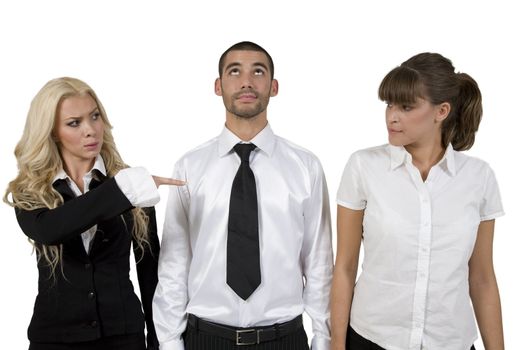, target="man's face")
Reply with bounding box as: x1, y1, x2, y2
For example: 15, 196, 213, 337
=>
215, 50, 278, 120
